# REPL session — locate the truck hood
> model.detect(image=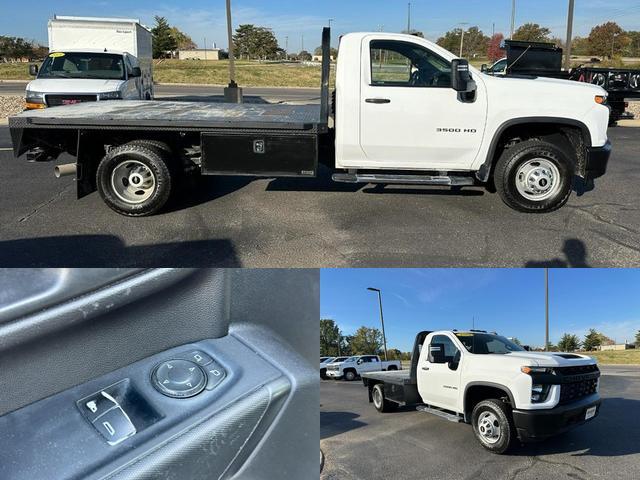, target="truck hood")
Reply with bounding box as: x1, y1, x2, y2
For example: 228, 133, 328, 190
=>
27, 78, 125, 94
502, 351, 596, 367
484, 73, 607, 97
